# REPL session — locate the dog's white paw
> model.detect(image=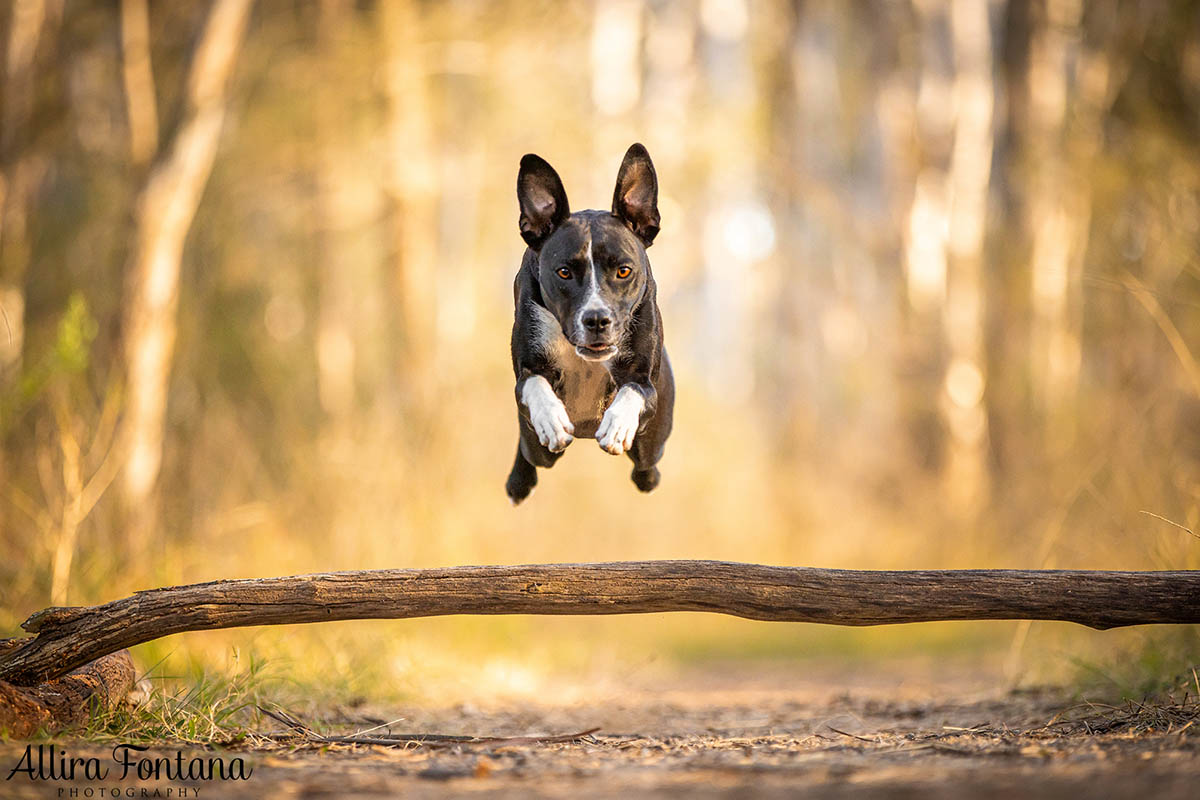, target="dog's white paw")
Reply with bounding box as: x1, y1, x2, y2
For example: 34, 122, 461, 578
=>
521, 375, 574, 452
596, 385, 645, 455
